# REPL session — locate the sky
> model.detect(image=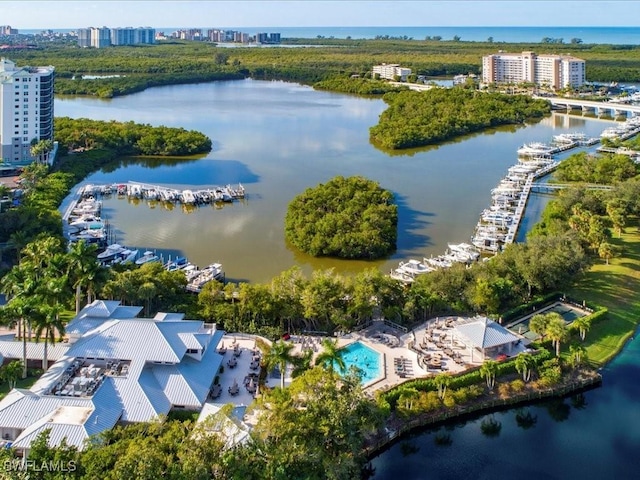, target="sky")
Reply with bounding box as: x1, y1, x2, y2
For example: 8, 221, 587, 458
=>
1, 1, 638, 29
